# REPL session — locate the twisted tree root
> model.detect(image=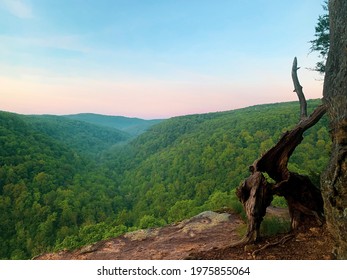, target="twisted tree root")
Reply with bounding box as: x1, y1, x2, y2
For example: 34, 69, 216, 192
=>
251, 234, 295, 259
